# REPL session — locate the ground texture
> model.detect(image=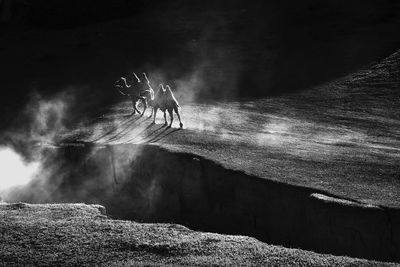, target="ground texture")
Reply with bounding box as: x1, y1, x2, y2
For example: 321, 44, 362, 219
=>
0, 203, 397, 266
